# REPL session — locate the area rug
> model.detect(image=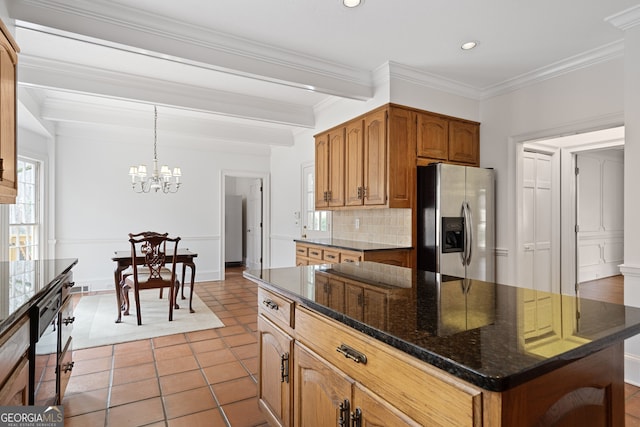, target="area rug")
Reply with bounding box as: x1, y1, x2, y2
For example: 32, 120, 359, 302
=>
70, 289, 225, 349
